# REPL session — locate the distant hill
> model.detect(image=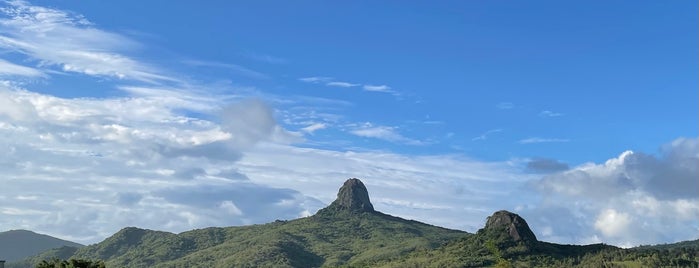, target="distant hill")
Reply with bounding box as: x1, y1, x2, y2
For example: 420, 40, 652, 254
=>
24, 178, 465, 267
0, 230, 83, 262
5, 246, 81, 268
378, 210, 699, 267
10, 178, 699, 267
